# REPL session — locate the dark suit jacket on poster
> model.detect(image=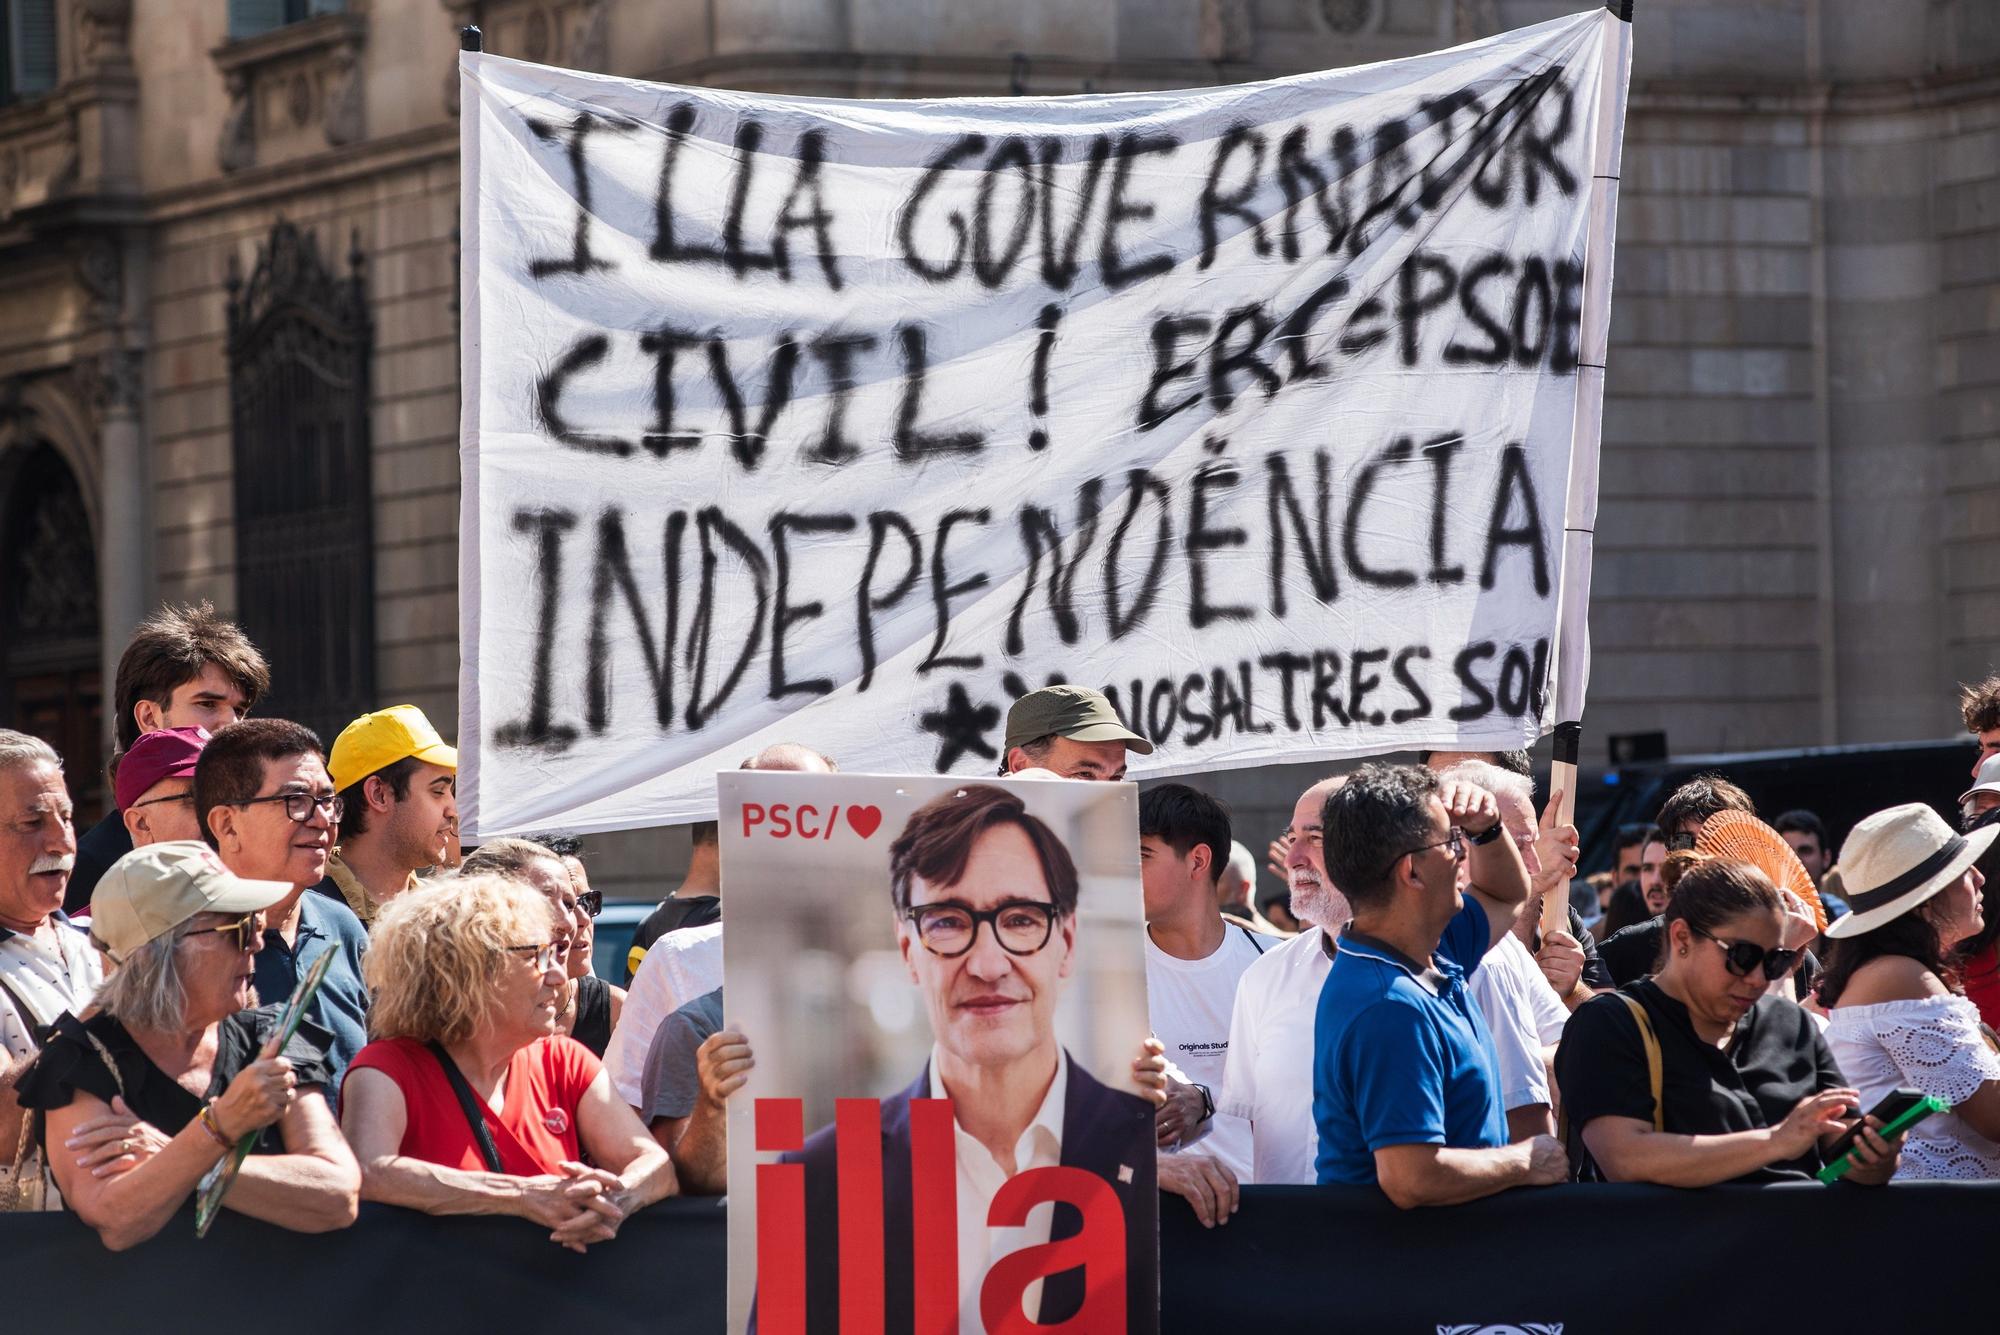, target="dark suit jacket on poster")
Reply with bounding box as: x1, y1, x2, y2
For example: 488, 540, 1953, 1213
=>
776, 1053, 1158, 1335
